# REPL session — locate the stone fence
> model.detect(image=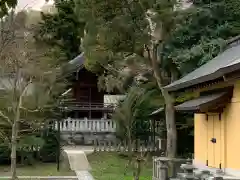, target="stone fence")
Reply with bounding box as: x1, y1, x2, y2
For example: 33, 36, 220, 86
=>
153, 157, 224, 180
55, 118, 116, 133
93, 139, 165, 153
